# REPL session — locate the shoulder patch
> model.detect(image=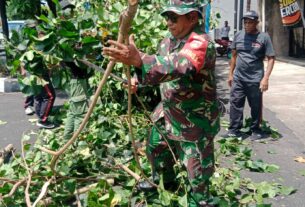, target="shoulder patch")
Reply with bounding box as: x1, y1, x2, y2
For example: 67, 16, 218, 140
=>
179, 32, 208, 73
